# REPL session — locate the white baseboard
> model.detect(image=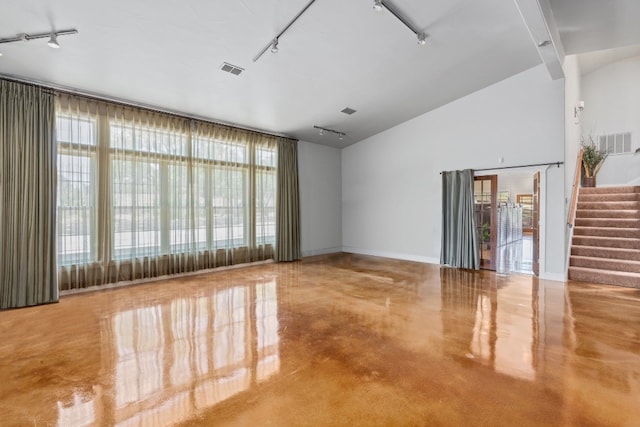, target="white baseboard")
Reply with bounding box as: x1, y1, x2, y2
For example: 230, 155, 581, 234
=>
302, 247, 343, 257
341, 246, 440, 265
538, 272, 567, 283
